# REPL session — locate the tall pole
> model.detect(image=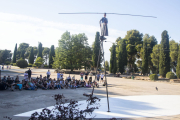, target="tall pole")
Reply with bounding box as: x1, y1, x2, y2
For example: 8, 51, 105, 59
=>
101, 41, 110, 112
